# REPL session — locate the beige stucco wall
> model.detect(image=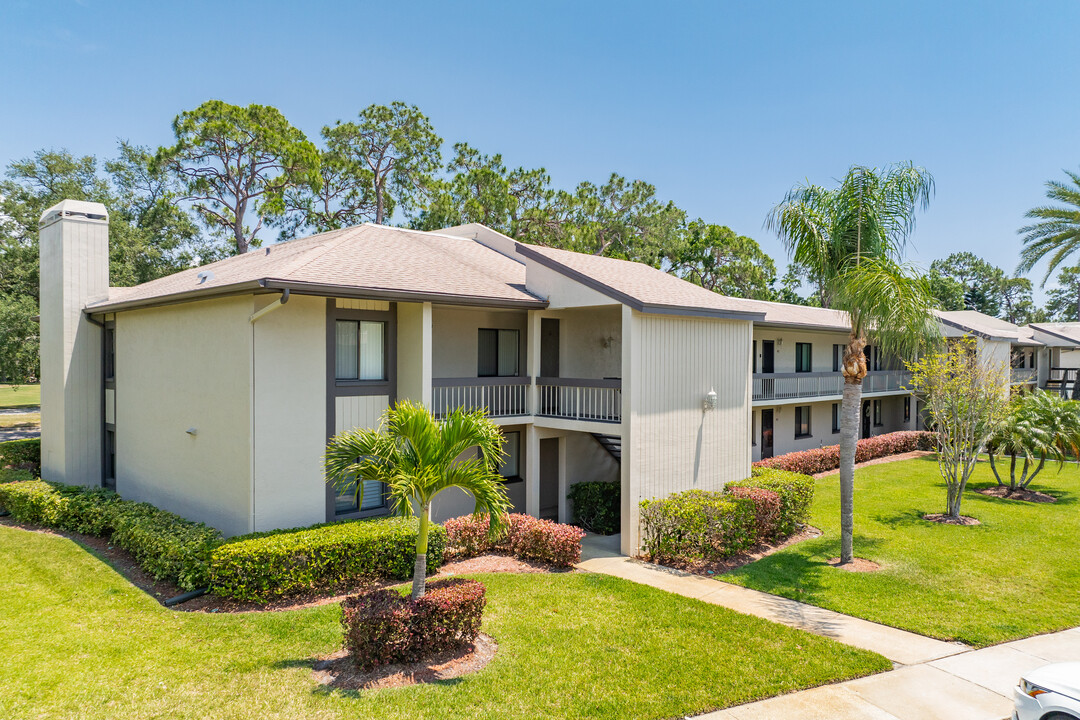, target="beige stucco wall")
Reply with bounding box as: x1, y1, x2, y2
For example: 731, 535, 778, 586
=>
752, 328, 850, 373
523, 260, 616, 309
621, 308, 752, 553
542, 306, 622, 379
431, 306, 528, 378
430, 424, 529, 523
252, 294, 327, 531
114, 296, 253, 536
